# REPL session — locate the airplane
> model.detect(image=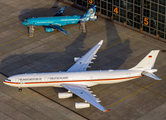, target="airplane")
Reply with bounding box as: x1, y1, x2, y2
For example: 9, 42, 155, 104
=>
3, 40, 161, 112
22, 5, 97, 37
